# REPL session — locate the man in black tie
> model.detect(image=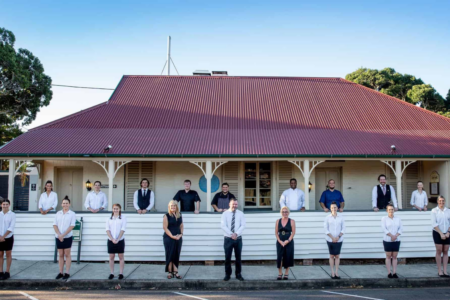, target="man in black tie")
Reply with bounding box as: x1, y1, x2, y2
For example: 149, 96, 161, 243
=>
133, 178, 155, 214
371, 174, 398, 212
220, 198, 246, 281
